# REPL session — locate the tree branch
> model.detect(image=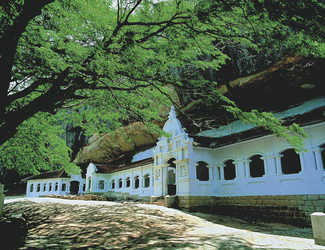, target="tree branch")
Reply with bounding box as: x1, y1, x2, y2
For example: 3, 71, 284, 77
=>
0, 0, 55, 115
